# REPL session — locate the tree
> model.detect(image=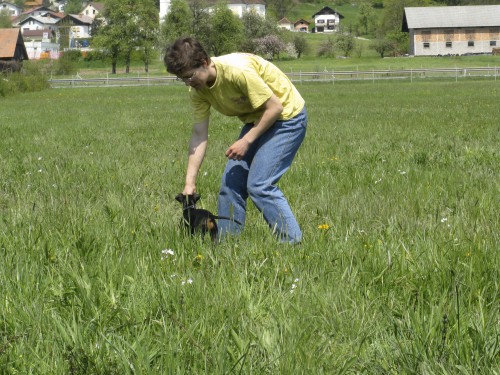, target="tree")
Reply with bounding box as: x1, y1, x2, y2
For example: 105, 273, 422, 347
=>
92, 0, 130, 74
357, 1, 374, 35
0, 10, 13, 28
207, 2, 243, 55
136, 0, 159, 72
65, 0, 84, 14
386, 30, 409, 56
370, 38, 393, 57
335, 32, 355, 57
93, 0, 159, 74
254, 34, 286, 60
318, 37, 335, 58
266, 0, 295, 20
189, 0, 212, 47
240, 11, 279, 52
160, 0, 193, 46
292, 33, 309, 59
